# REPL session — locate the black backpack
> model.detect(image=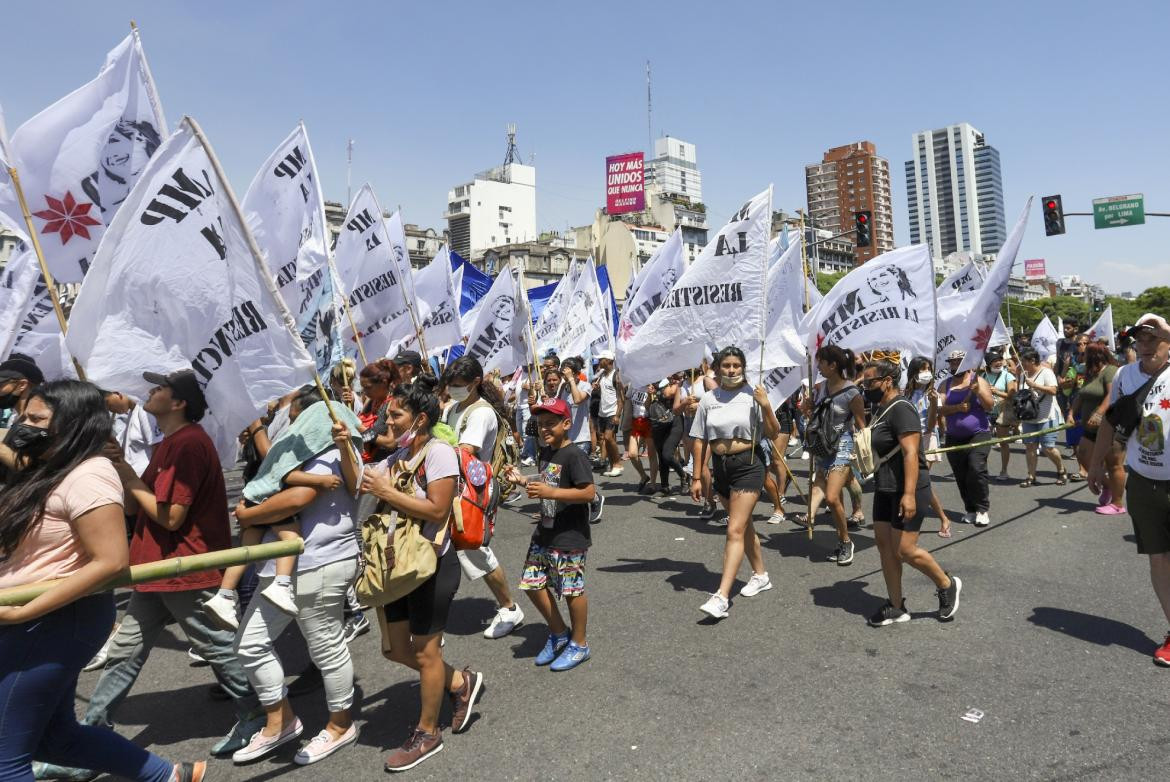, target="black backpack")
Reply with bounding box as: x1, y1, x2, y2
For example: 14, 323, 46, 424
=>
1012, 387, 1040, 422
805, 390, 847, 460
